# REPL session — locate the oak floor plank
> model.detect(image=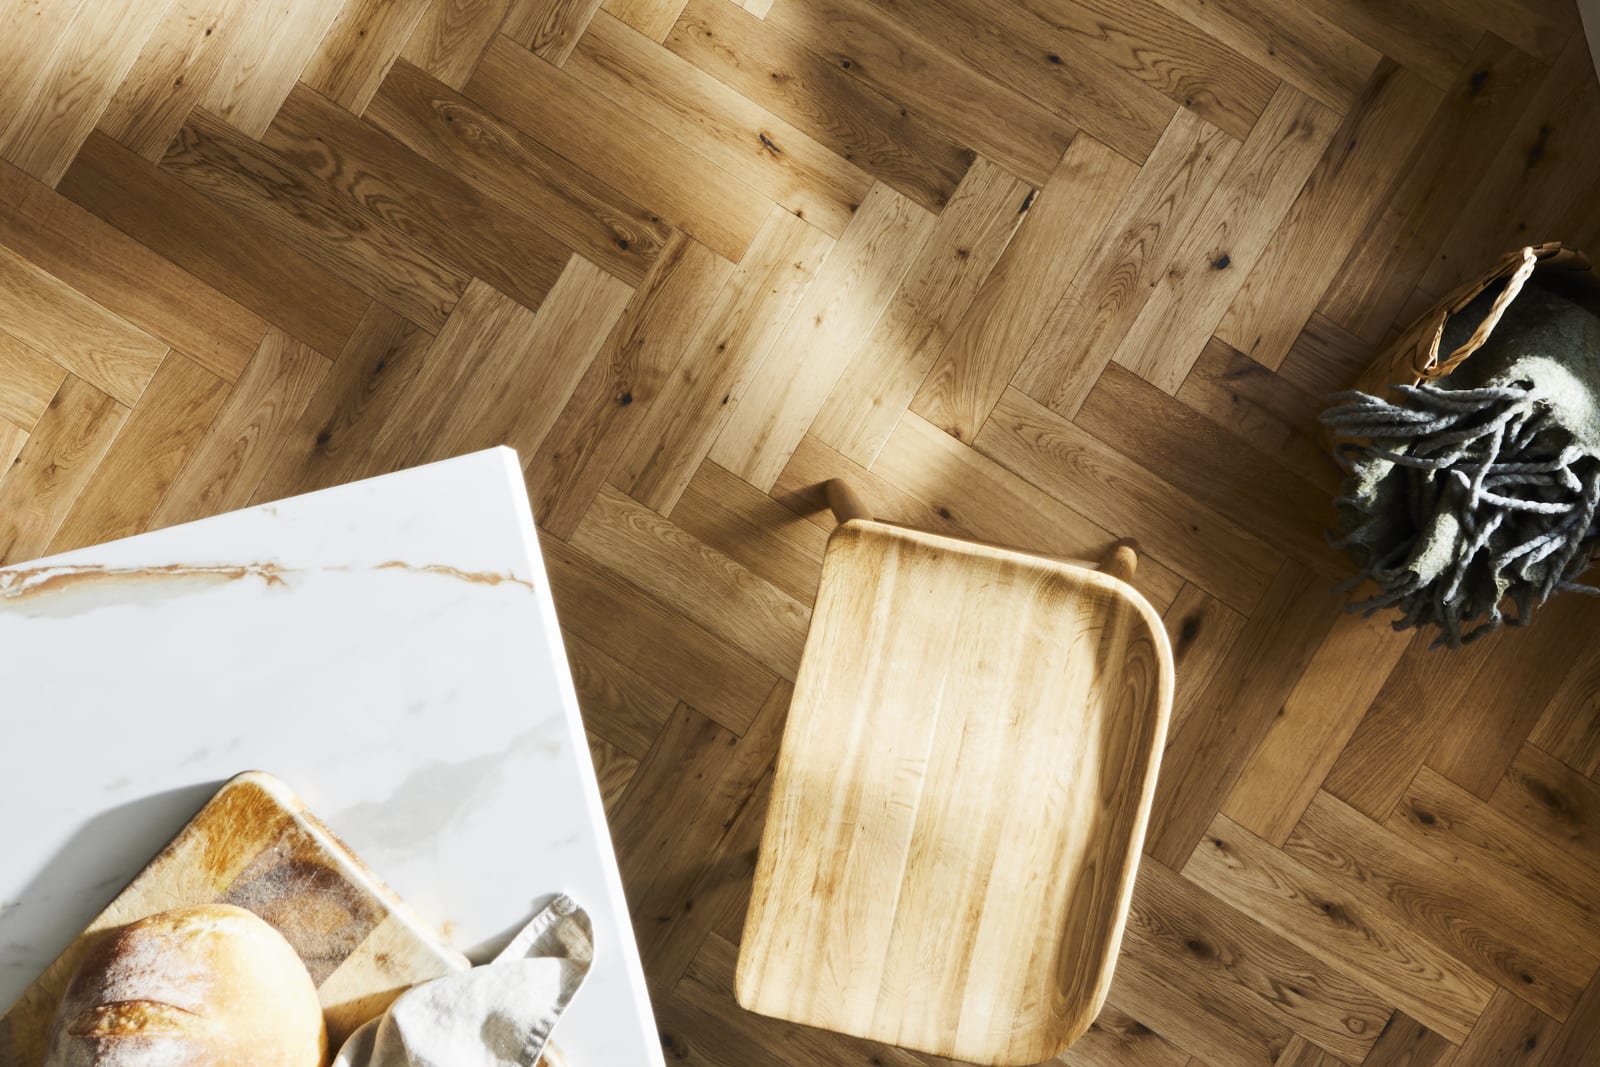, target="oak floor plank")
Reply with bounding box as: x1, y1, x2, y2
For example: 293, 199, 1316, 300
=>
1418, 35, 1600, 301
1107, 922, 1296, 1067
161, 109, 470, 332
149, 328, 330, 530
399, 0, 513, 89
1133, 859, 1391, 1063
669, 460, 829, 607
0, 0, 173, 185
368, 59, 668, 286
1436, 0, 1576, 64
1539, 969, 1600, 1065
1213, 63, 1440, 371
503, 0, 606, 65
1359, 1014, 1456, 1067
921, 0, 1267, 144
1145, 562, 1338, 866
196, 0, 344, 138
1152, 0, 1380, 111
568, 10, 872, 237
1223, 609, 1411, 845
262, 82, 568, 312
0, 418, 24, 475
1428, 594, 1600, 799
540, 533, 777, 734
57, 131, 368, 357
47, 353, 227, 553
1293, 0, 1483, 91
527, 235, 734, 537
602, 0, 690, 42
710, 182, 934, 490
664, 0, 974, 213
1530, 642, 1600, 780
0, 241, 167, 408
1161, 583, 1247, 736
875, 407, 1187, 610
764, 0, 1079, 185
563, 629, 678, 759
1056, 1003, 1193, 1067
1077, 364, 1345, 579
465, 32, 767, 262
1185, 815, 1494, 1044
1111, 85, 1338, 394
1275, 312, 1377, 401
911, 134, 1137, 442
616, 207, 833, 514
369, 265, 633, 471
1488, 745, 1600, 877
810, 157, 1031, 466
0, 377, 128, 566
1316, 35, 1548, 344
249, 303, 436, 504
858, 0, 1185, 159
1389, 768, 1600, 948
300, 0, 433, 114
0, 0, 90, 147
0, 331, 68, 431
0, 158, 265, 383
1174, 338, 1340, 494
95, 0, 246, 161
973, 388, 1271, 613
1014, 107, 1237, 419
573, 485, 811, 677
1285, 790, 1595, 1021
1445, 988, 1558, 1067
